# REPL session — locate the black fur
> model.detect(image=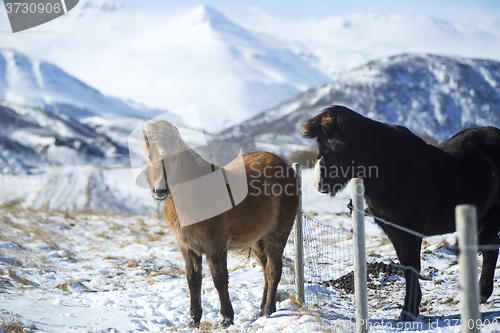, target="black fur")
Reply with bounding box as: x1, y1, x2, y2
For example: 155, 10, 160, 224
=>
303, 105, 500, 320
